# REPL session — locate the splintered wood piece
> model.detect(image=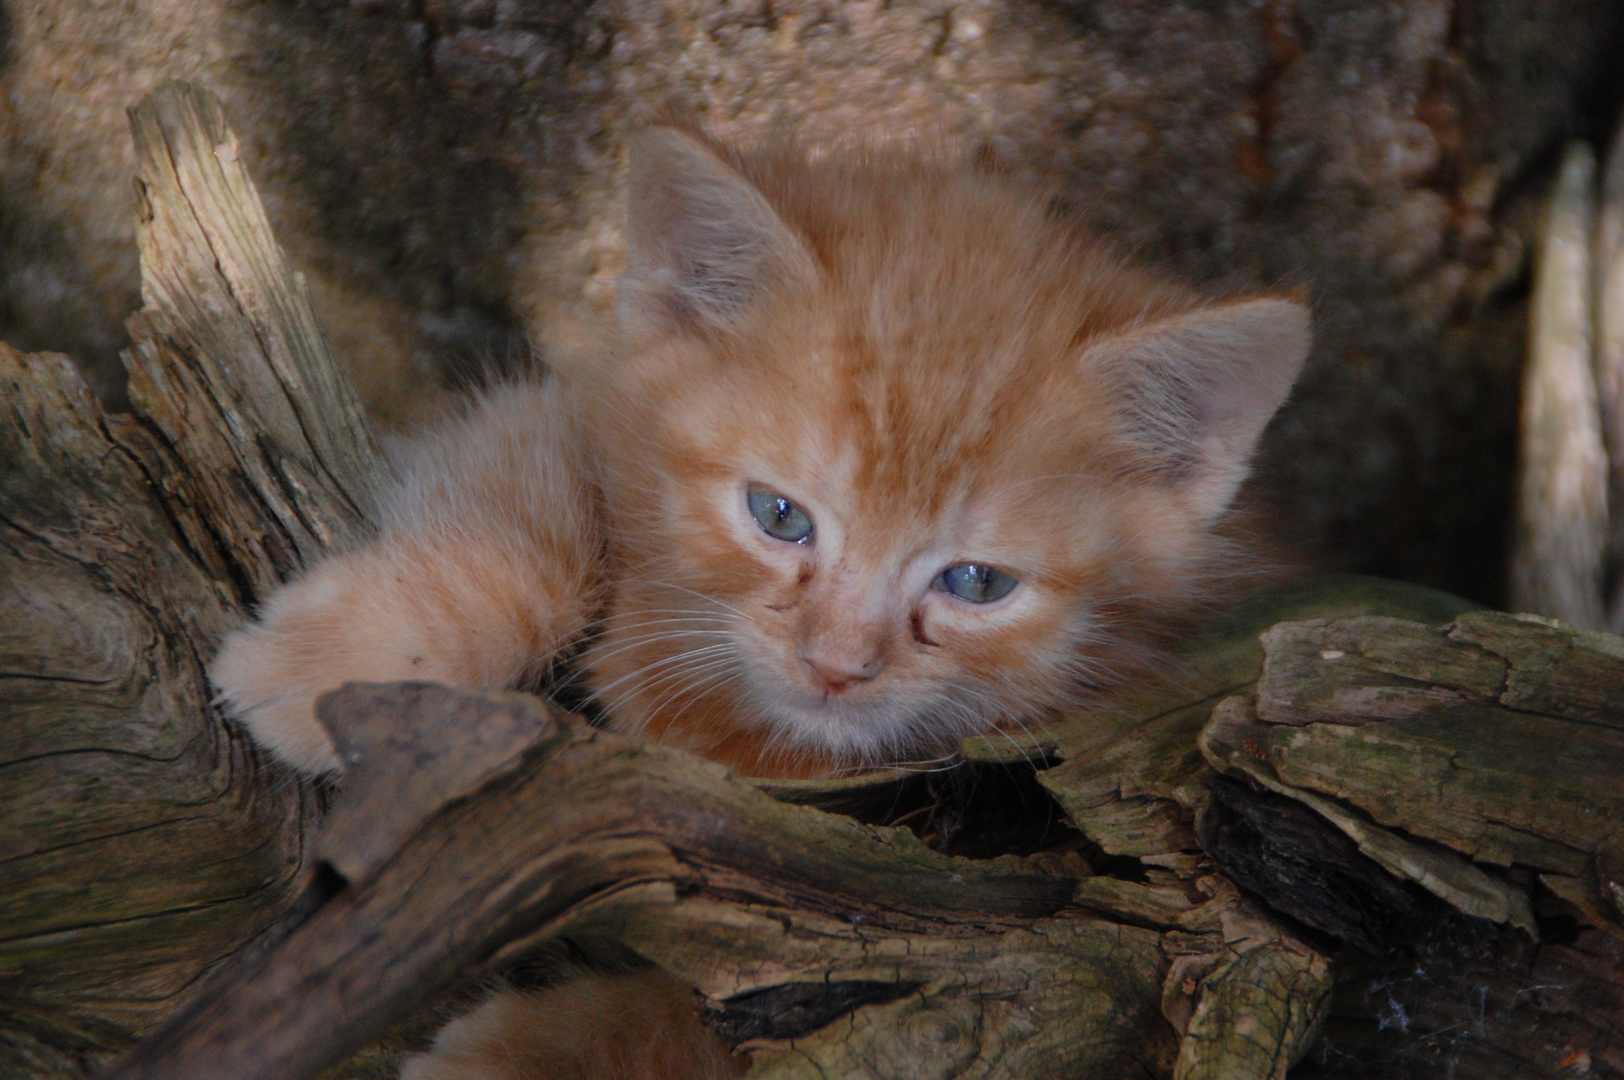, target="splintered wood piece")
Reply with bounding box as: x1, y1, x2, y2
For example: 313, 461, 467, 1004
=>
1255, 616, 1507, 726
1266, 705, 1623, 878
1201, 695, 1537, 932
1244, 611, 1624, 912
1172, 922, 1331, 1080
1511, 140, 1609, 629
123, 80, 388, 594
314, 683, 558, 882
1254, 610, 1624, 730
